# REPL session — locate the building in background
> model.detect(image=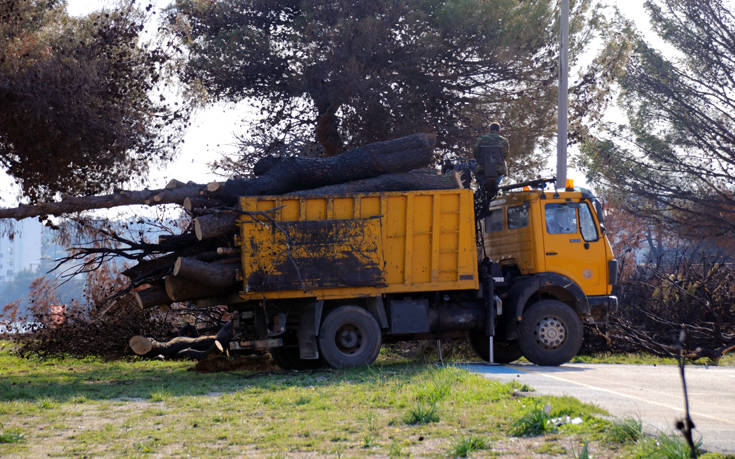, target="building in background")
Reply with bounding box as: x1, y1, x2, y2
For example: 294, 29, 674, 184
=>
0, 219, 42, 282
